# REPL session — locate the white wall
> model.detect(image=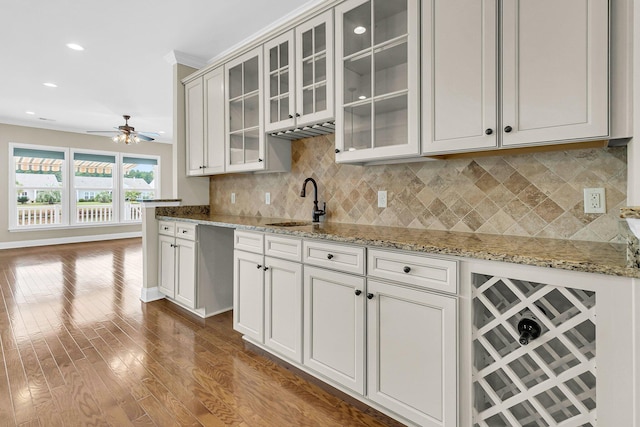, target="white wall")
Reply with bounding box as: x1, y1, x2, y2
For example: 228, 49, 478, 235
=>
0, 123, 173, 247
